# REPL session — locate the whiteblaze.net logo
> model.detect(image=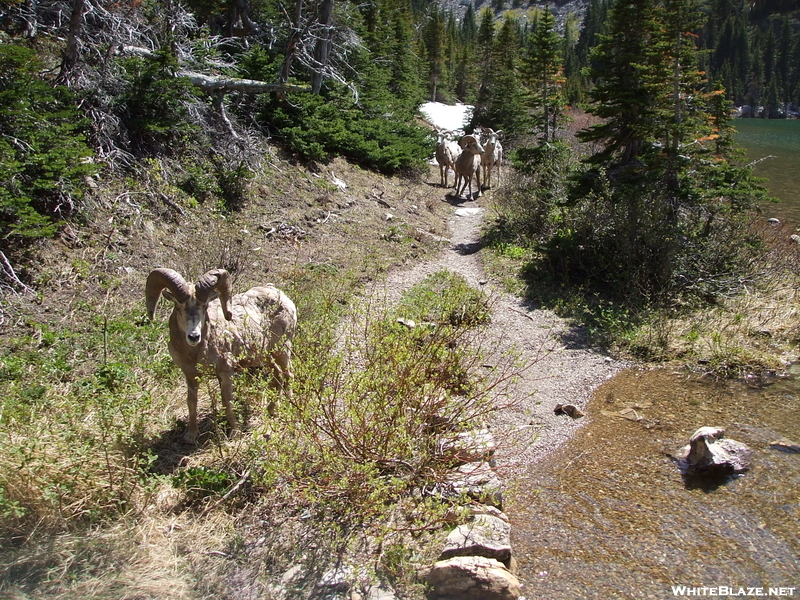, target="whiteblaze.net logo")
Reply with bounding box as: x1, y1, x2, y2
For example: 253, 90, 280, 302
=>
672, 587, 797, 597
